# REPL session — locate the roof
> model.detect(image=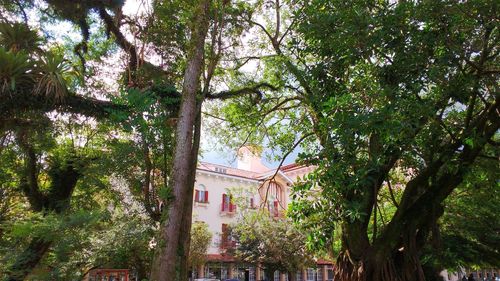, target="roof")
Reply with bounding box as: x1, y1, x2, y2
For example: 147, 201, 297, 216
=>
280, 163, 300, 171
198, 161, 263, 179
256, 169, 294, 185
197, 161, 314, 184
316, 258, 334, 265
